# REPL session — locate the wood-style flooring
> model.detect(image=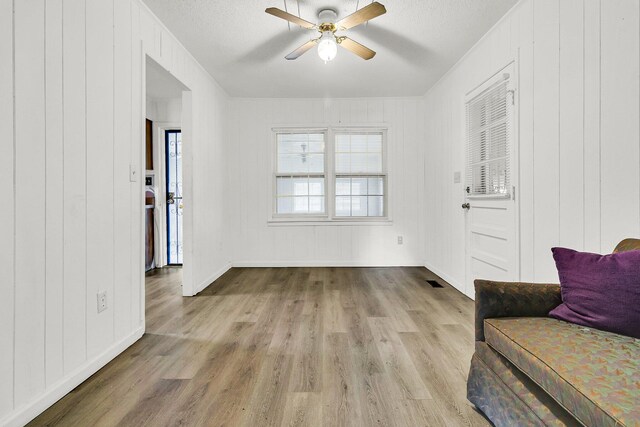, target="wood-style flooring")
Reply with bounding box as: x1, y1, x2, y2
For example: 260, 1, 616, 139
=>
30, 267, 489, 426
